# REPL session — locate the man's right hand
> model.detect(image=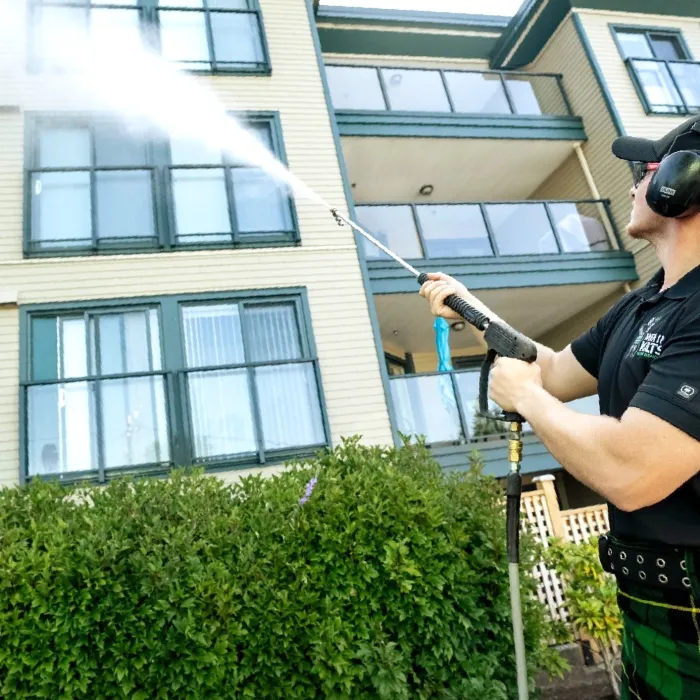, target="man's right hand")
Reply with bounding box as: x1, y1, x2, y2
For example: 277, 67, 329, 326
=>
419, 272, 491, 323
